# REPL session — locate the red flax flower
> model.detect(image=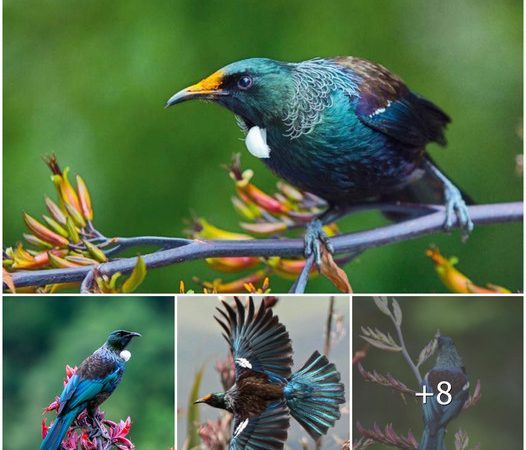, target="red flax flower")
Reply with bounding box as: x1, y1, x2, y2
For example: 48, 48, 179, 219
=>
42, 366, 135, 450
